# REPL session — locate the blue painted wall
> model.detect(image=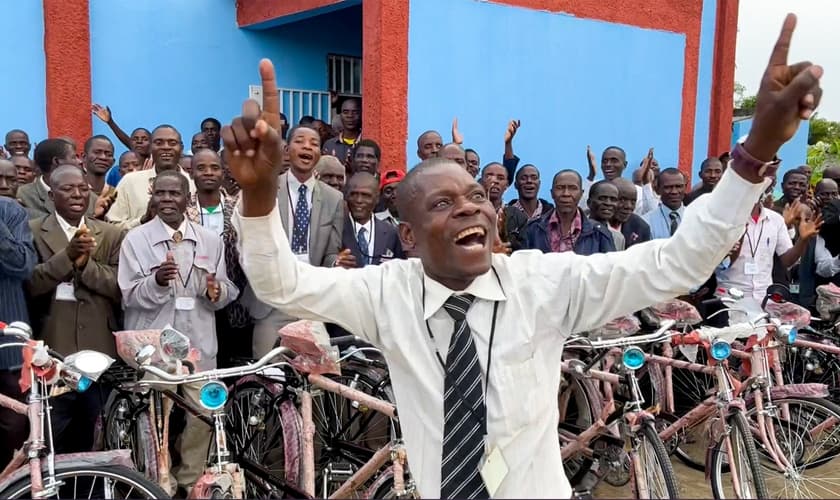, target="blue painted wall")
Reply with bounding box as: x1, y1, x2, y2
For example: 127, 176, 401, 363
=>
407, 0, 686, 202
692, 0, 718, 167
89, 0, 361, 152
732, 117, 810, 194
0, 1, 47, 145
